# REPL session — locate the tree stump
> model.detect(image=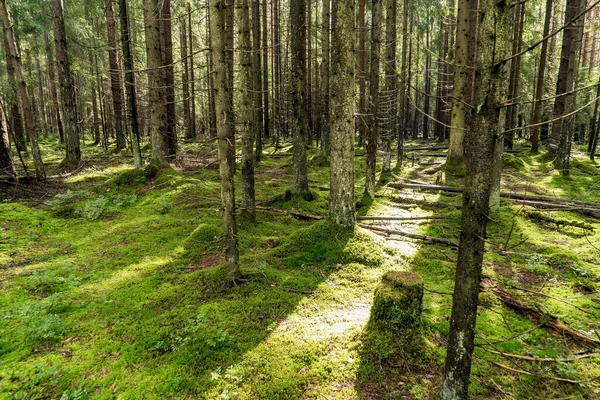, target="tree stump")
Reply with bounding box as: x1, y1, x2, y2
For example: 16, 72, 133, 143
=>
370, 271, 424, 333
